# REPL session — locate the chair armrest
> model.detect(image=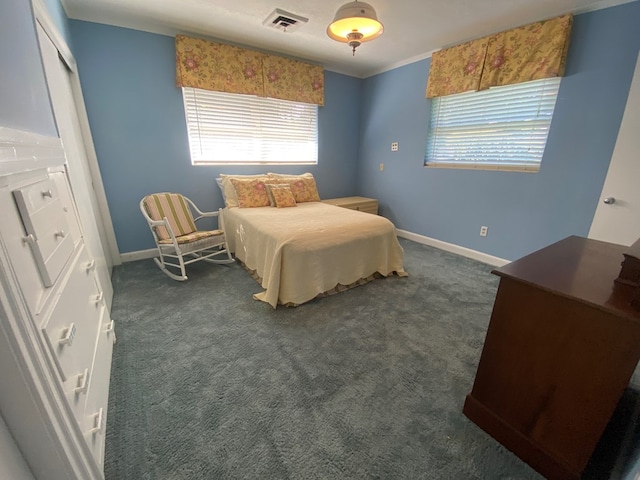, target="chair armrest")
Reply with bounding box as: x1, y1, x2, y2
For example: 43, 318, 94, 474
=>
193, 211, 218, 222
193, 205, 219, 223
148, 217, 180, 244
184, 196, 219, 222
147, 218, 168, 227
